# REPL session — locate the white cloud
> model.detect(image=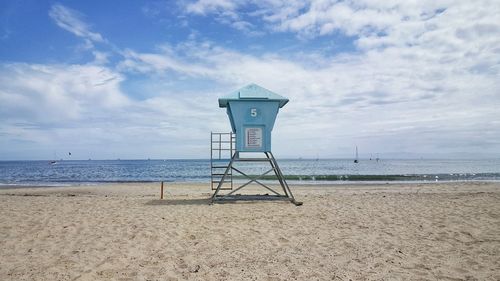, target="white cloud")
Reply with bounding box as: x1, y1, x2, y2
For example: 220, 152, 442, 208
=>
49, 4, 105, 45
0, 61, 229, 159
185, 0, 241, 15
0, 63, 128, 123
258, 1, 437, 37
184, 0, 264, 35
117, 47, 215, 77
